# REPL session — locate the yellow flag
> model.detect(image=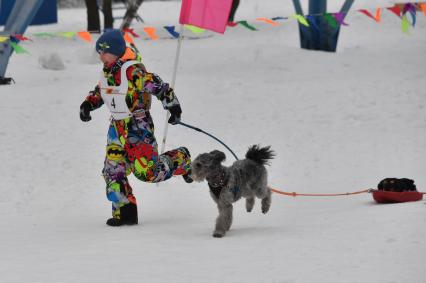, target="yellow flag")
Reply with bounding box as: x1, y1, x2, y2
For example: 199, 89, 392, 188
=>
295, 15, 310, 27
0, 36, 9, 42
401, 15, 410, 34
185, 25, 206, 34
57, 32, 75, 38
